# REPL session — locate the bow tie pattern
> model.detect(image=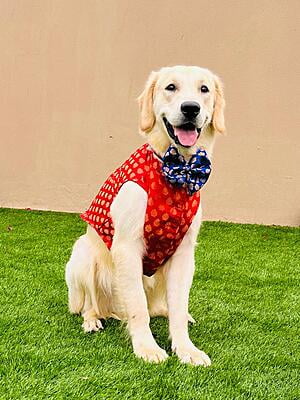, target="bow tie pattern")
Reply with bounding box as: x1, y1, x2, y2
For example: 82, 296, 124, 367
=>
161, 145, 211, 195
